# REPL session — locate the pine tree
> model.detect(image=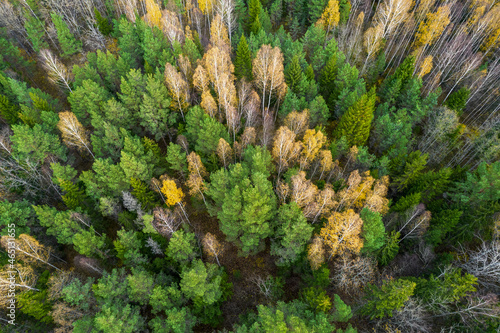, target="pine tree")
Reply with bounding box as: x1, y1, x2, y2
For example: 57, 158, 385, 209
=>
445, 87, 470, 115
377, 231, 400, 266
24, 14, 47, 52
319, 55, 338, 102
251, 14, 262, 35
50, 13, 82, 58
130, 178, 157, 210
331, 294, 352, 322
309, 0, 328, 24
285, 55, 303, 94
94, 8, 113, 36
360, 208, 385, 255
234, 35, 253, 80
248, 0, 262, 30
0, 94, 19, 124
59, 179, 87, 210
338, 0, 351, 25
334, 87, 376, 147
360, 279, 416, 319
